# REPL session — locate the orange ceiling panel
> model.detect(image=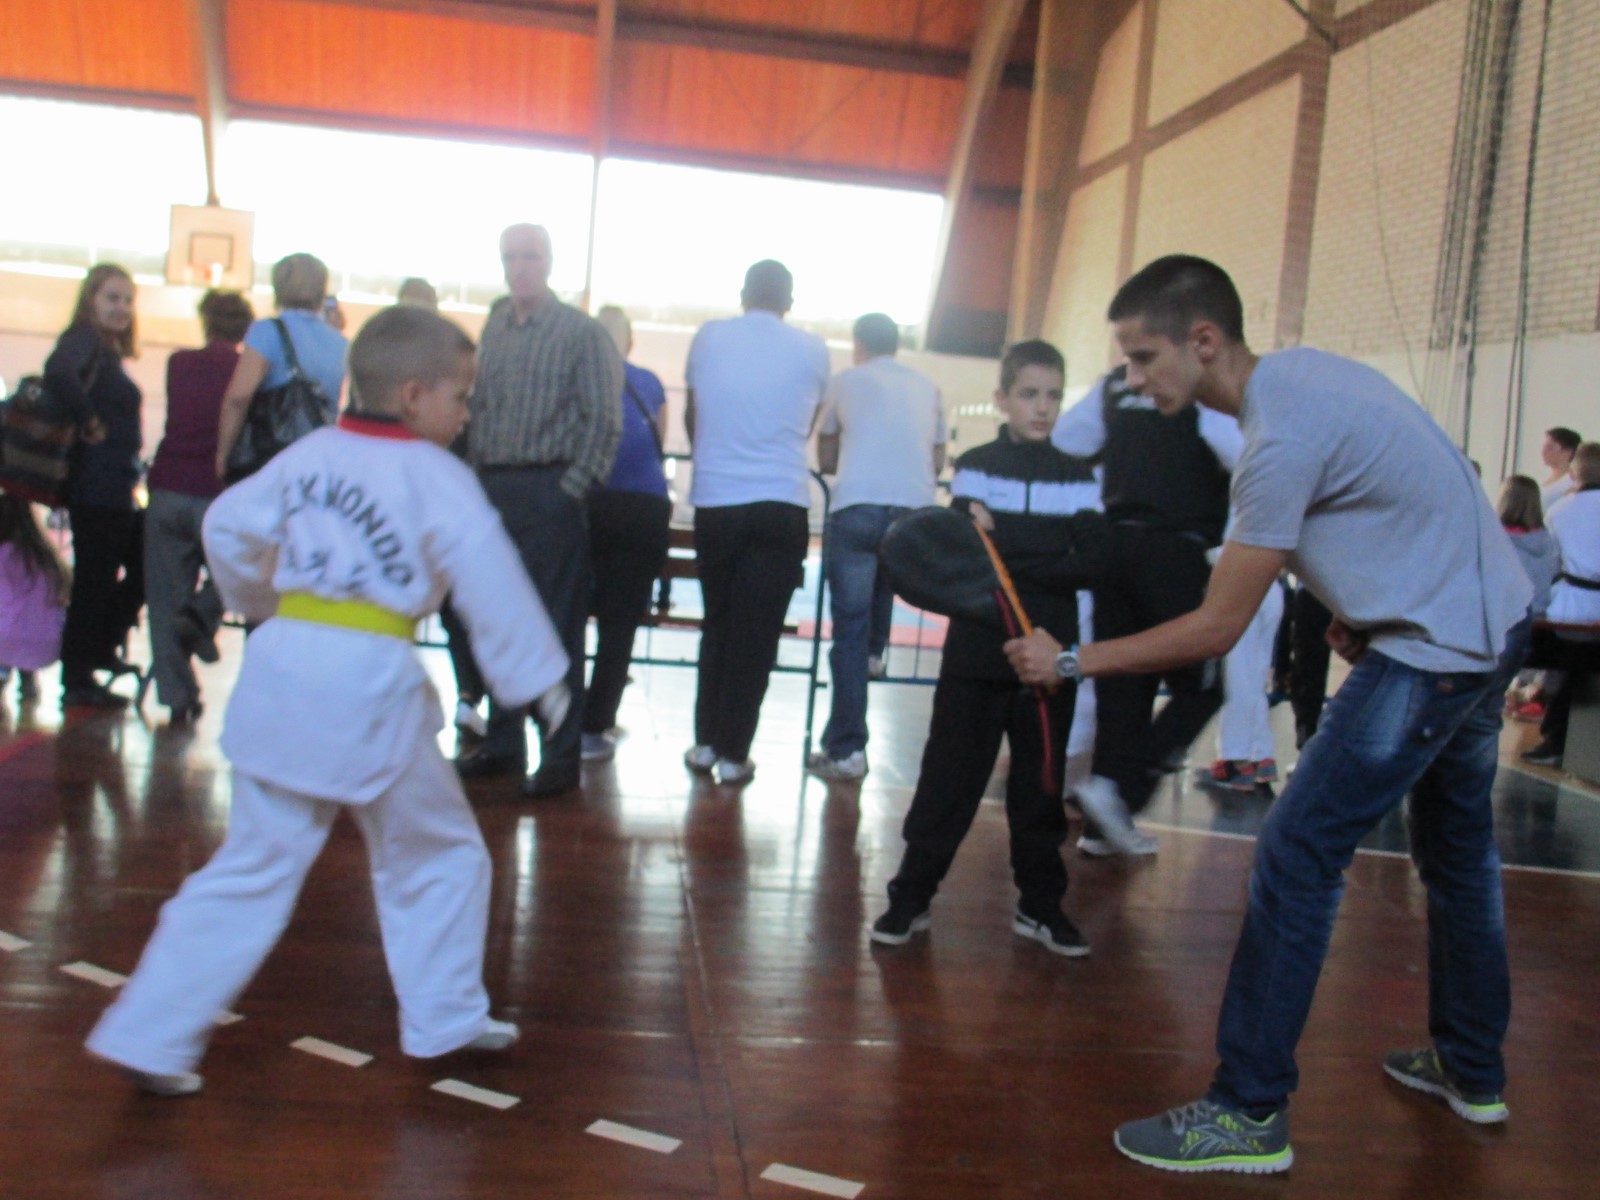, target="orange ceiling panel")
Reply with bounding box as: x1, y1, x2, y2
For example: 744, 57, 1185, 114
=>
0, 0, 194, 99
623, 0, 983, 54
226, 0, 595, 141
612, 41, 963, 187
